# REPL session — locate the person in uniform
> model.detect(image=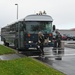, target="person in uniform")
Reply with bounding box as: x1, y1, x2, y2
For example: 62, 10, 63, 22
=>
52, 30, 62, 55
53, 30, 57, 49
55, 30, 62, 48
38, 32, 44, 56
